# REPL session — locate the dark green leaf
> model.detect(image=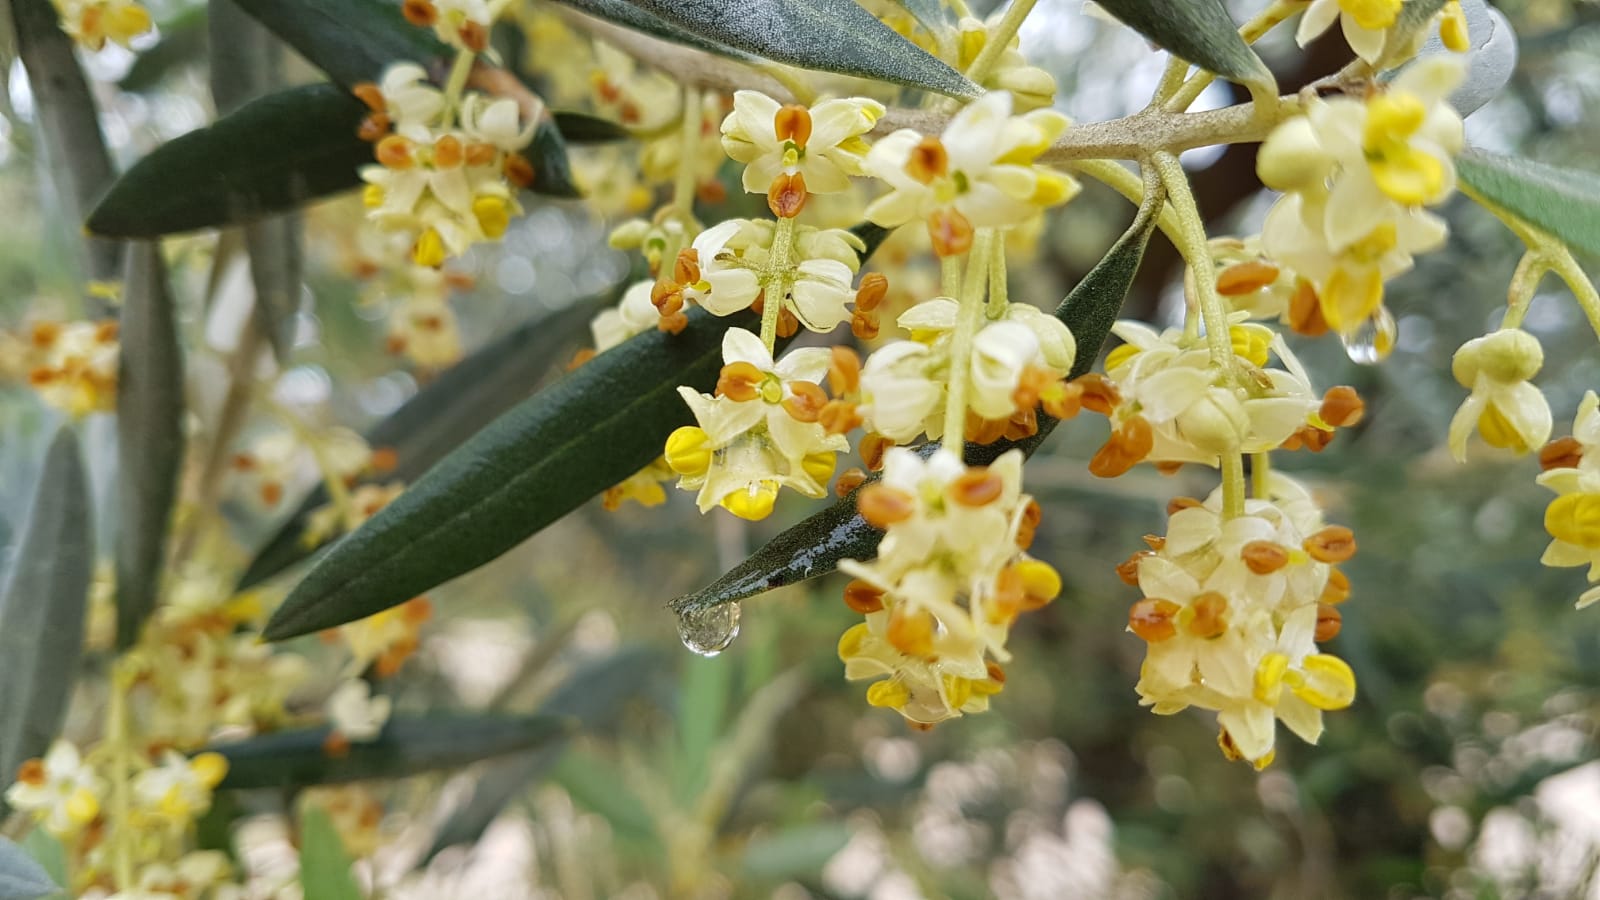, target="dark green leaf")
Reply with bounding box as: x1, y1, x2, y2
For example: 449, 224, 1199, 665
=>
527, 120, 582, 198
425, 646, 661, 858
11, 0, 121, 284
17, 832, 64, 896
622, 0, 980, 97
208, 715, 572, 790
741, 823, 852, 880
0, 836, 58, 900
551, 0, 755, 59
552, 110, 633, 144
231, 0, 451, 89
669, 189, 1165, 615
87, 84, 372, 238
1091, 0, 1272, 90
552, 753, 656, 840
211, 0, 306, 361
237, 296, 604, 590
119, 8, 209, 93
297, 809, 363, 900
261, 306, 756, 640
1457, 149, 1600, 259
0, 428, 93, 795
114, 244, 186, 650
